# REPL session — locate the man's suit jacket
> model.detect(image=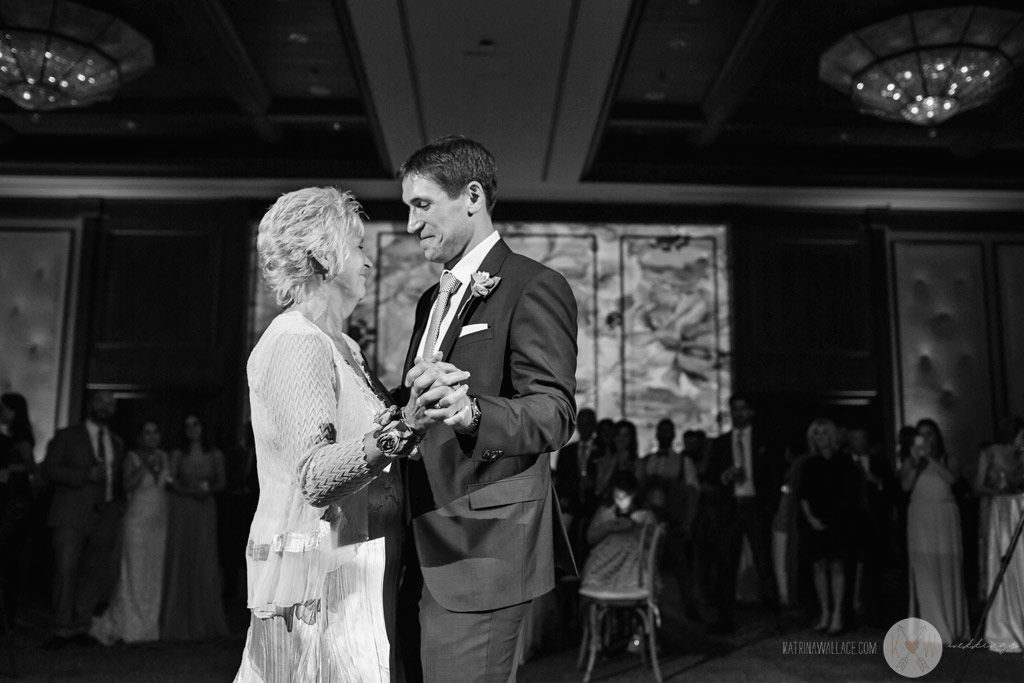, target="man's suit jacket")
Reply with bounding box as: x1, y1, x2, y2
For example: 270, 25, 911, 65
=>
703, 425, 782, 521
403, 239, 578, 613
44, 424, 126, 530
